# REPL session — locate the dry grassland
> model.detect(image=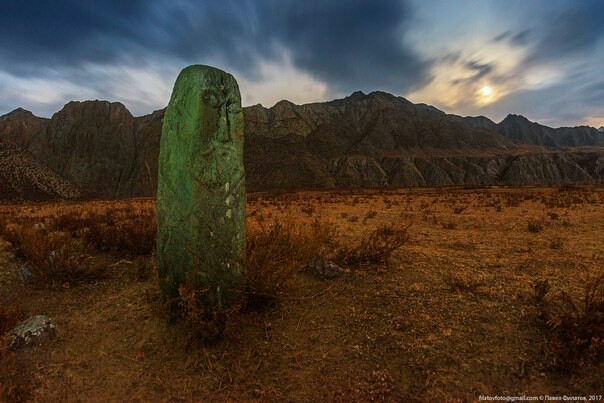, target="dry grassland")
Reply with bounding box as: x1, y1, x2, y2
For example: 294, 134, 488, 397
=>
0, 186, 603, 401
